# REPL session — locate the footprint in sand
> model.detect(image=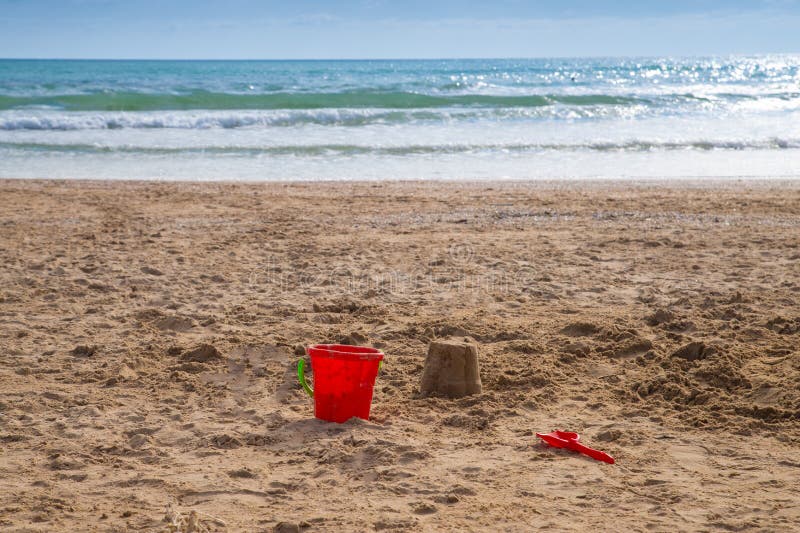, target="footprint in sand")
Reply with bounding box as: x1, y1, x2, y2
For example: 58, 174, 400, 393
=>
612, 338, 654, 359
154, 315, 197, 332
560, 322, 600, 337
